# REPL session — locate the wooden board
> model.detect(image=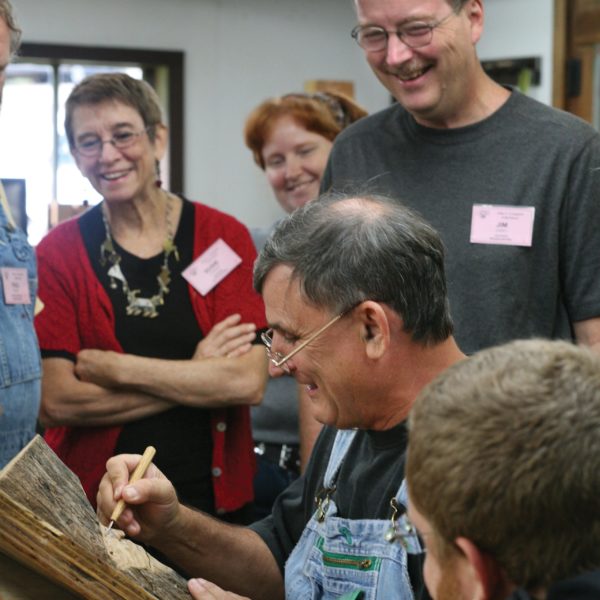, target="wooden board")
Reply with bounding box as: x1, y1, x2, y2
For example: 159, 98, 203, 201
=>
0, 552, 78, 599
0, 435, 190, 599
